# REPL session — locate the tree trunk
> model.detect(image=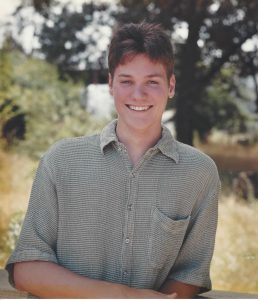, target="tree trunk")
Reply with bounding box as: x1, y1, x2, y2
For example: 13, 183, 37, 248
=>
252, 72, 258, 113
173, 2, 205, 145
175, 93, 194, 145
